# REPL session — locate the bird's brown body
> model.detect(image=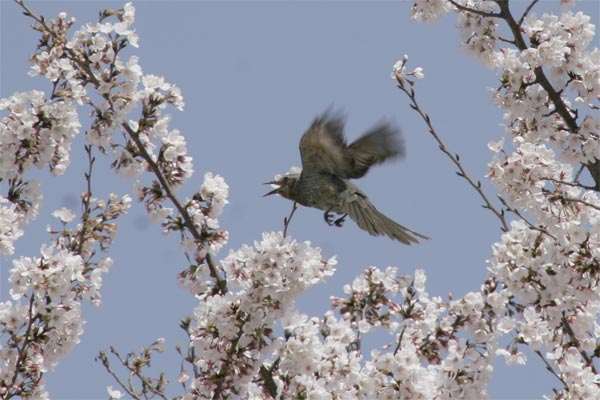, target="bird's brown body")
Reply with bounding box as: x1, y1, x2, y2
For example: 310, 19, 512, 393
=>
265, 111, 429, 245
